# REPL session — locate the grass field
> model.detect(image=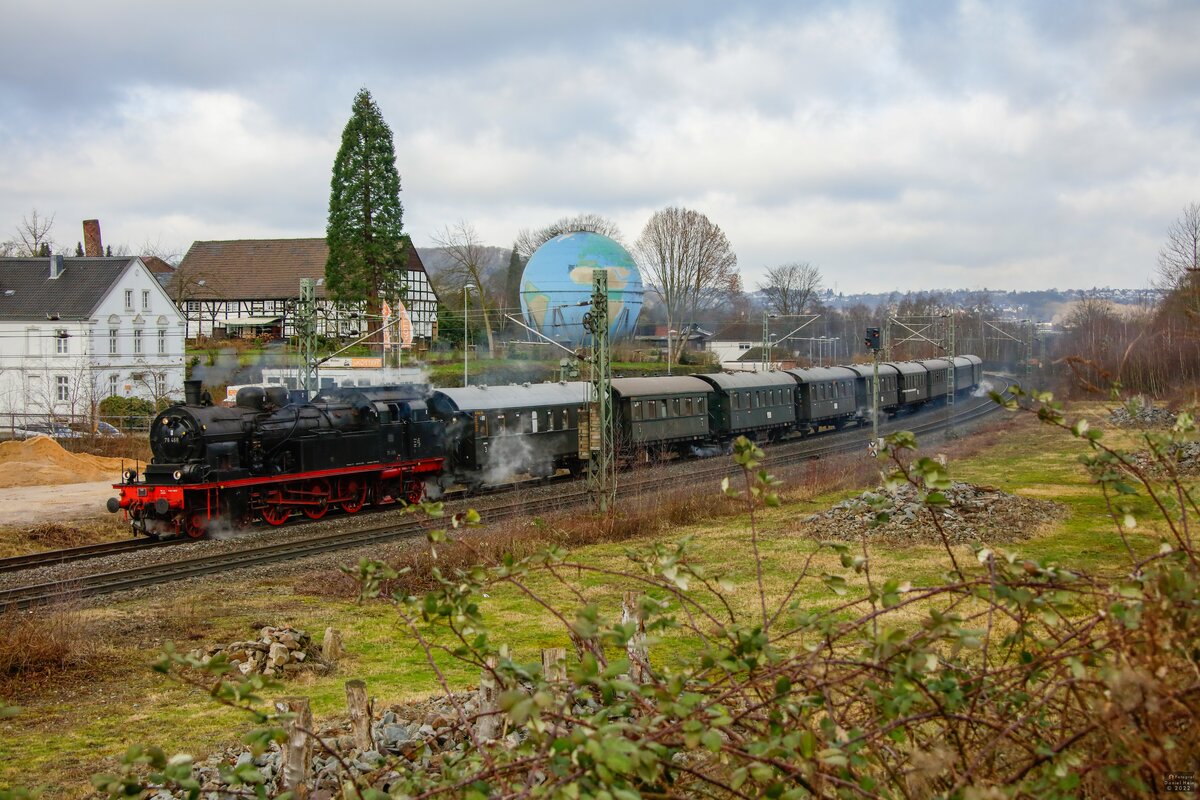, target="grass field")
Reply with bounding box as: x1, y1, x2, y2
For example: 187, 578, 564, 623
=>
0, 399, 1189, 795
